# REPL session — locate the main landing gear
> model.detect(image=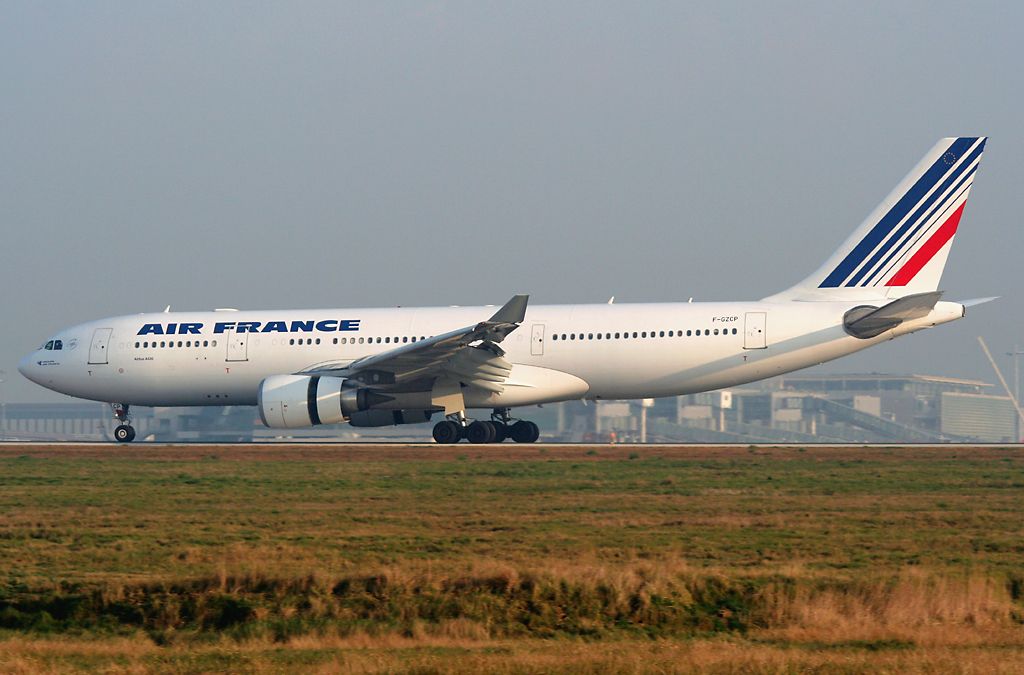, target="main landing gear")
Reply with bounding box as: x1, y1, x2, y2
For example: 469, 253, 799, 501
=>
431, 408, 540, 444
111, 403, 136, 443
